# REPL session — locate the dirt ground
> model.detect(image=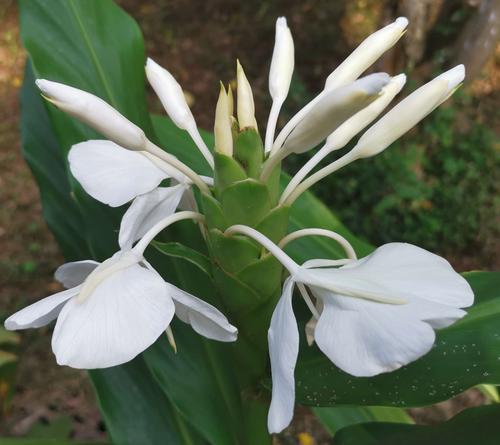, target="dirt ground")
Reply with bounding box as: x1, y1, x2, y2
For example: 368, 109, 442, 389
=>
0, 0, 497, 443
